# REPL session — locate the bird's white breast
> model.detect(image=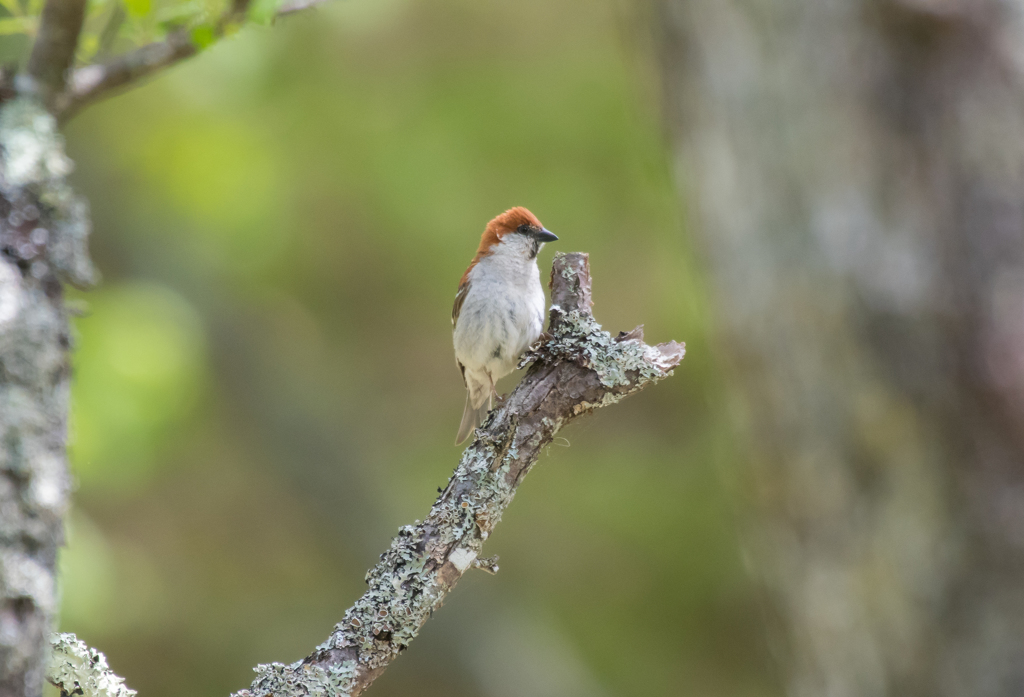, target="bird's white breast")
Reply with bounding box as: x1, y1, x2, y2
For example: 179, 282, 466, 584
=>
453, 250, 545, 381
